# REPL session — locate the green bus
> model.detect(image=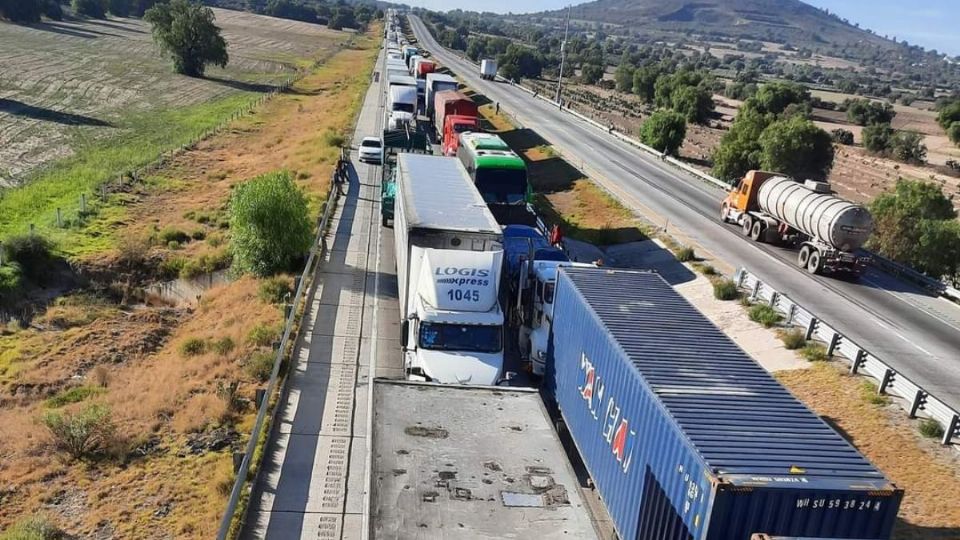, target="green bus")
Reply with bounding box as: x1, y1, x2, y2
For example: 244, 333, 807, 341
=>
456, 132, 532, 206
